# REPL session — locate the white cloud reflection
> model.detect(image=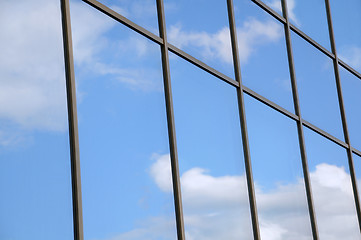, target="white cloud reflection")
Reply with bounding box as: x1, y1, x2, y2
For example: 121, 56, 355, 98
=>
105, 154, 361, 240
